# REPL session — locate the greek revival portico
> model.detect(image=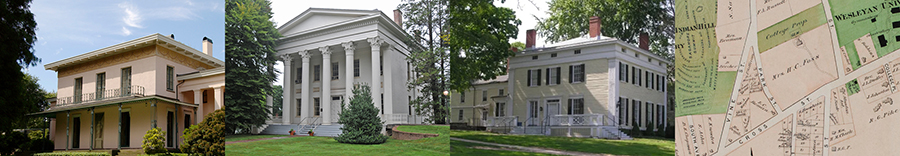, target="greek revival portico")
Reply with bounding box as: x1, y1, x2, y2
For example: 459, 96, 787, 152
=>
267, 8, 426, 126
